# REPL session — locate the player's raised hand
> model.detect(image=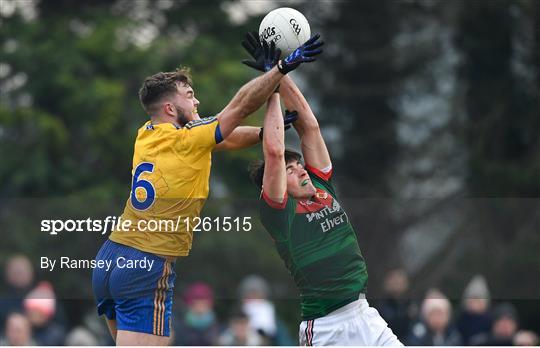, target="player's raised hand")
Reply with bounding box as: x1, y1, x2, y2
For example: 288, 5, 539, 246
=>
258, 109, 298, 140
277, 34, 324, 74
242, 31, 281, 72
284, 109, 298, 127
241, 31, 262, 66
